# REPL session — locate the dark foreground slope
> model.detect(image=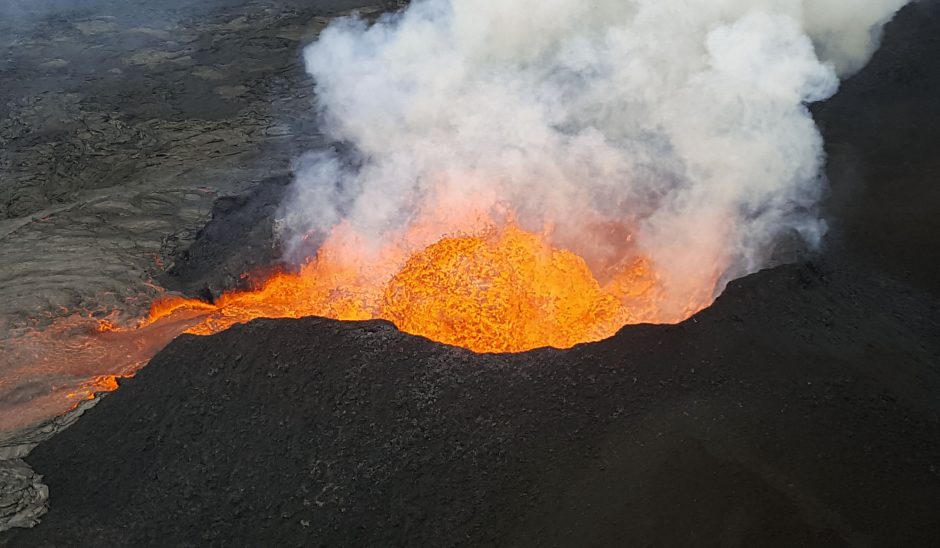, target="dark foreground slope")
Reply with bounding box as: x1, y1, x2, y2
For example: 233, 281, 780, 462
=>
813, 0, 940, 295
3, 261, 940, 547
